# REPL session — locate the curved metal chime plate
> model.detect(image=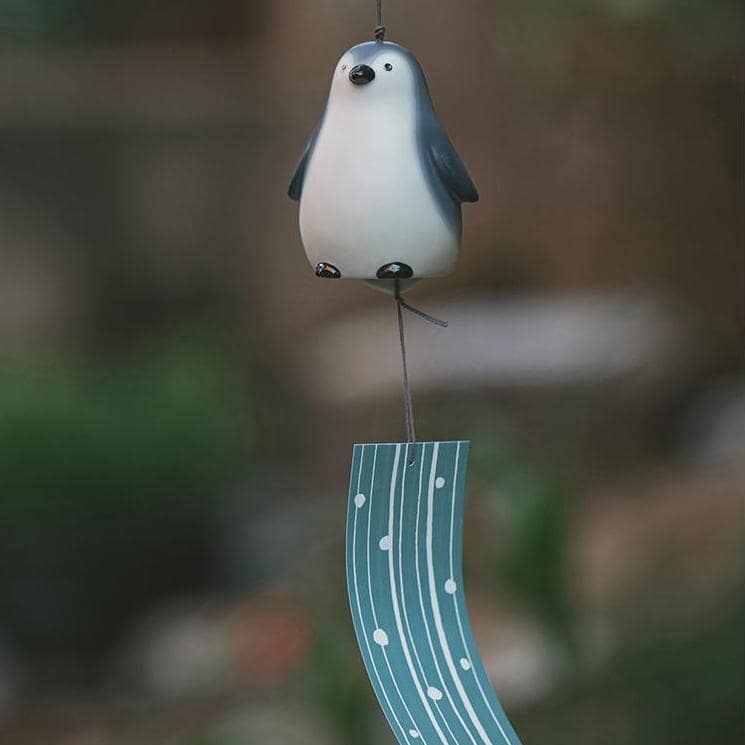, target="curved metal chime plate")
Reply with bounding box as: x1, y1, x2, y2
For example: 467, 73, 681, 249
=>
347, 441, 522, 745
